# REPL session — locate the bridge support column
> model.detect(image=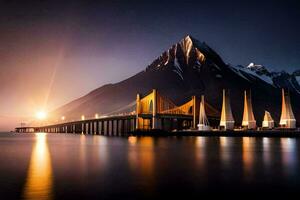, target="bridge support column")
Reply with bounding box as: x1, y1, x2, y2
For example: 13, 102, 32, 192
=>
91, 122, 94, 134
192, 96, 197, 129
96, 122, 99, 135
110, 120, 113, 136
105, 121, 108, 136
151, 89, 161, 129
115, 120, 119, 136
100, 121, 103, 135
121, 120, 124, 135
134, 118, 137, 132
76, 124, 80, 133
87, 122, 90, 134
136, 93, 142, 130
109, 120, 112, 136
